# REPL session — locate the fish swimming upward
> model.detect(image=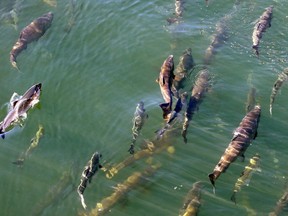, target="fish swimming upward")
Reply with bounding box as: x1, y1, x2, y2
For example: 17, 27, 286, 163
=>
252, 5, 273, 56
167, 0, 185, 24
77, 152, 102, 209
182, 69, 211, 143
269, 68, 288, 115
179, 181, 202, 216
128, 101, 148, 154
0, 83, 42, 138
172, 48, 195, 98
231, 153, 261, 204
10, 12, 53, 69
157, 55, 175, 120
208, 105, 261, 191
269, 184, 288, 216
